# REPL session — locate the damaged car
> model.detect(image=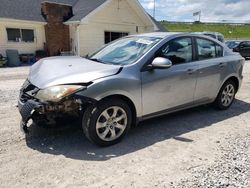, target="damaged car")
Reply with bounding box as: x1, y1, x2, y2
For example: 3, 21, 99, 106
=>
18, 32, 244, 146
